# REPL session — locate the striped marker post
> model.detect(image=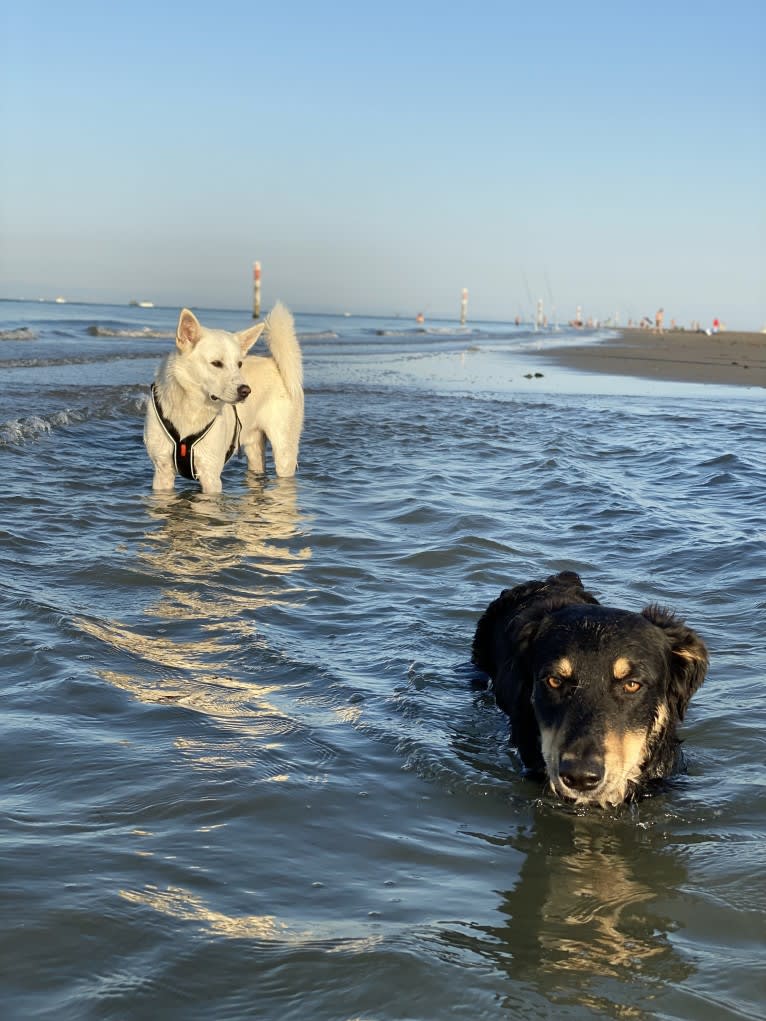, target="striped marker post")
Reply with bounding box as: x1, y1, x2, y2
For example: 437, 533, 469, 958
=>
252, 261, 262, 319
